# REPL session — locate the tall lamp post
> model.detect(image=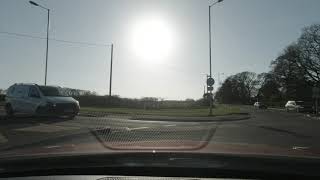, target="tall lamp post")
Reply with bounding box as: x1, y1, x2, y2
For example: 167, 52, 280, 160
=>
208, 0, 223, 116
29, 1, 50, 86
109, 44, 114, 97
